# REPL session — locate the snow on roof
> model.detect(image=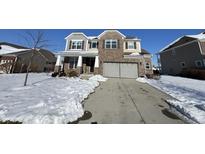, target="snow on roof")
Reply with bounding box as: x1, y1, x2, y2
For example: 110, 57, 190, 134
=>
0, 48, 29, 55
159, 32, 205, 53
87, 36, 98, 40
125, 36, 140, 40
186, 33, 205, 39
